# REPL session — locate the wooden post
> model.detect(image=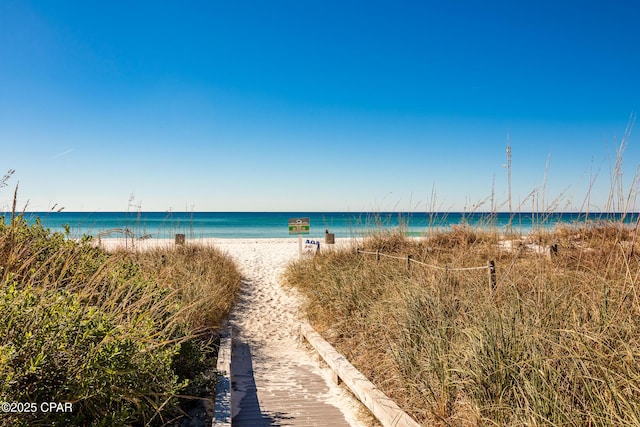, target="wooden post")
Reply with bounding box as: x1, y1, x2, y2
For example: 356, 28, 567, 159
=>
175, 234, 185, 245
298, 234, 303, 259
407, 254, 412, 271
488, 260, 497, 292
376, 249, 380, 262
